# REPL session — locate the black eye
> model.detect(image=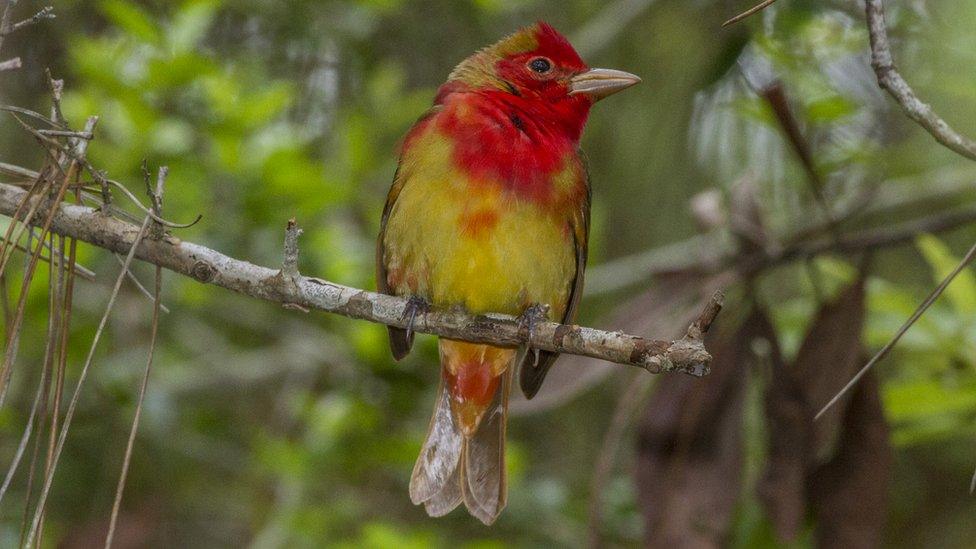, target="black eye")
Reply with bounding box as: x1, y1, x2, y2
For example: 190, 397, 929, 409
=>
529, 57, 552, 74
